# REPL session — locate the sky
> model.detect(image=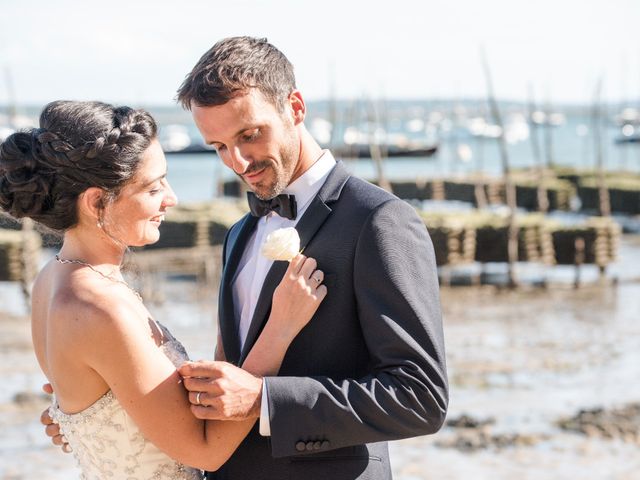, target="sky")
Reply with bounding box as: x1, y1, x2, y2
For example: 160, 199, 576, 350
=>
0, 0, 638, 107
